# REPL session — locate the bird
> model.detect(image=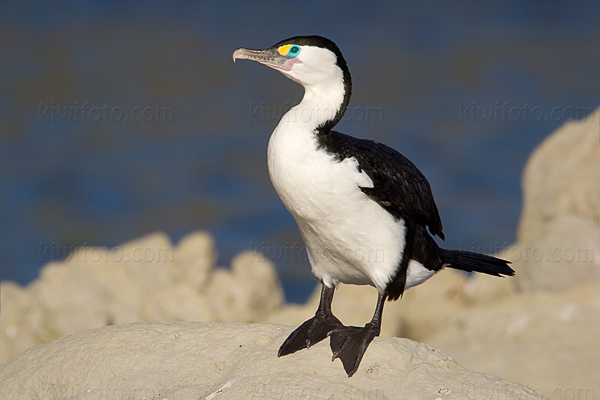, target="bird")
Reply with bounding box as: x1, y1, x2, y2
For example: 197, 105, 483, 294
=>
233, 35, 514, 377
